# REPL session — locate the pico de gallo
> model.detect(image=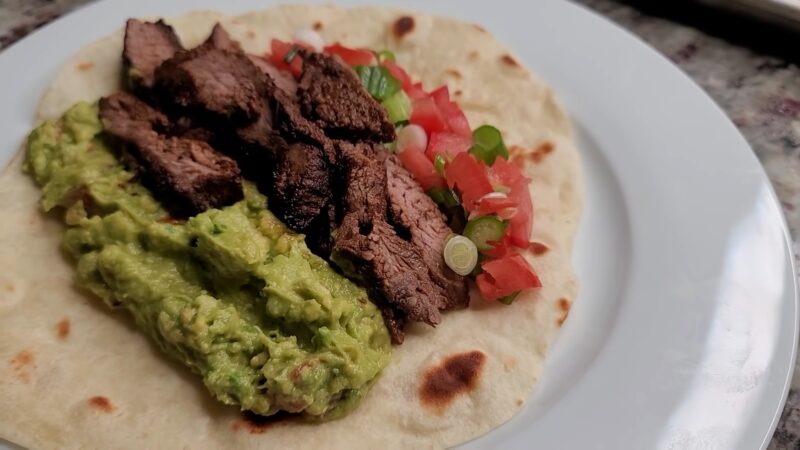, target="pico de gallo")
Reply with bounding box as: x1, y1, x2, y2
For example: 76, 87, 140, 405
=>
268, 33, 542, 304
